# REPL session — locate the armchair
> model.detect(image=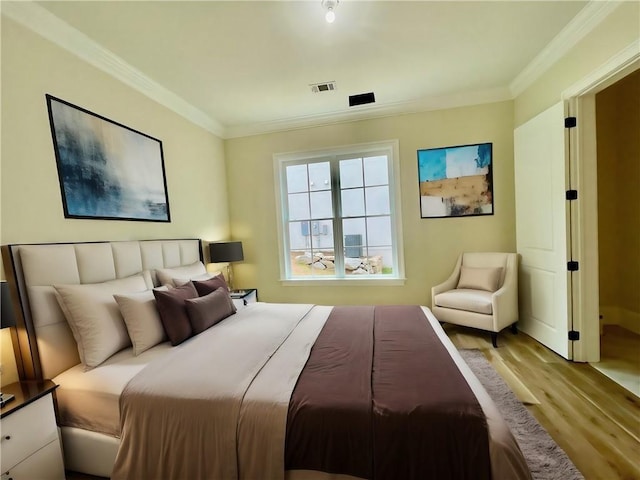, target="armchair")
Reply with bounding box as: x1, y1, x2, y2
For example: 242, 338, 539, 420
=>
431, 252, 518, 347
